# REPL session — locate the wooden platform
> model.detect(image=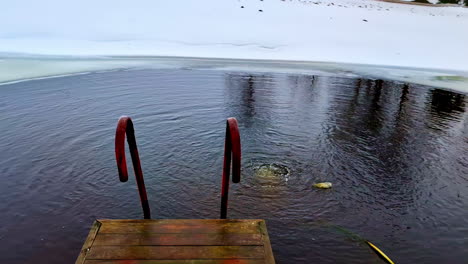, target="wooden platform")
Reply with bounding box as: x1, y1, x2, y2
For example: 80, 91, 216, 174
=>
76, 219, 275, 264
